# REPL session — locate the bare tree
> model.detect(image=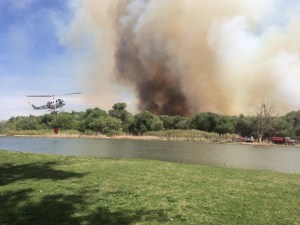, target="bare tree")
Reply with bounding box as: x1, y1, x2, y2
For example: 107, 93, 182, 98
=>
255, 100, 274, 143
